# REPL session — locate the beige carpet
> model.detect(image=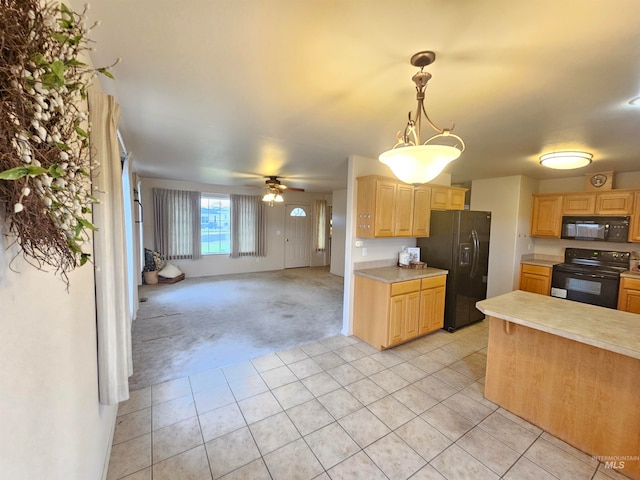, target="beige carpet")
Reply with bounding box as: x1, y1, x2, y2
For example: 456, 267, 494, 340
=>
130, 267, 344, 390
